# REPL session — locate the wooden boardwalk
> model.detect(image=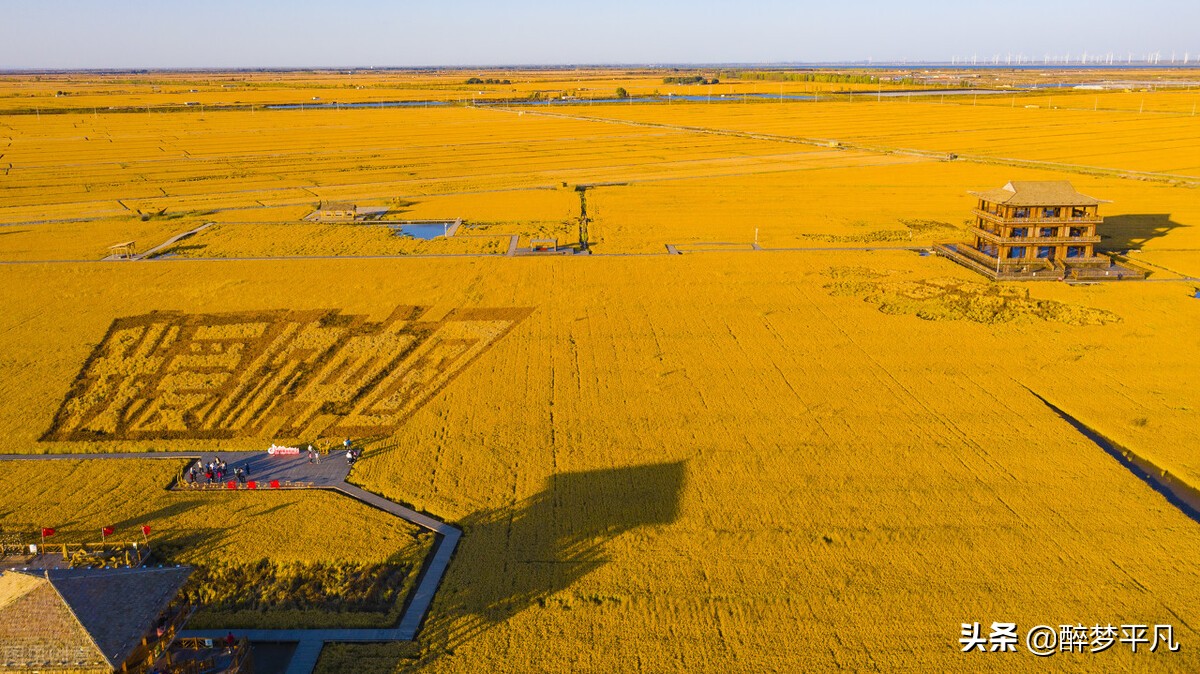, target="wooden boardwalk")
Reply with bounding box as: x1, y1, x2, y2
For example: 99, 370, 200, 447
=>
138, 222, 215, 259
0, 449, 463, 674
283, 639, 325, 674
